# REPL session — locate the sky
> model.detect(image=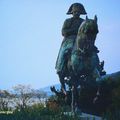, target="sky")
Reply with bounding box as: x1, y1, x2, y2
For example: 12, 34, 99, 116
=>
0, 0, 120, 90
